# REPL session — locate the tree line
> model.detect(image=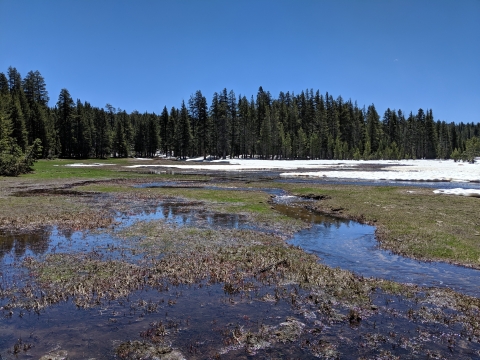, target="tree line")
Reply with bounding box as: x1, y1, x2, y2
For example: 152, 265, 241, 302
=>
1, 66, 479, 175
